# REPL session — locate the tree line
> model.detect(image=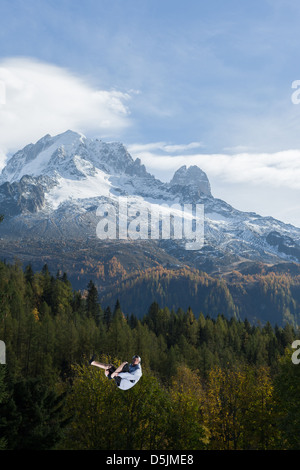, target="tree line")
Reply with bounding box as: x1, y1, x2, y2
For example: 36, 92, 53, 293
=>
99, 265, 300, 327
0, 260, 300, 450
